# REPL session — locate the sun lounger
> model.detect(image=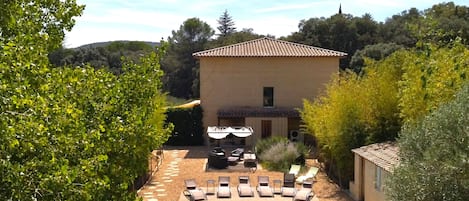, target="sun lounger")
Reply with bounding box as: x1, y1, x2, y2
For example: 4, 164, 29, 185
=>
289, 164, 301, 177
237, 176, 254, 197
184, 179, 207, 201
217, 176, 231, 198
296, 167, 319, 183
293, 181, 313, 201
256, 176, 274, 197
281, 173, 297, 197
